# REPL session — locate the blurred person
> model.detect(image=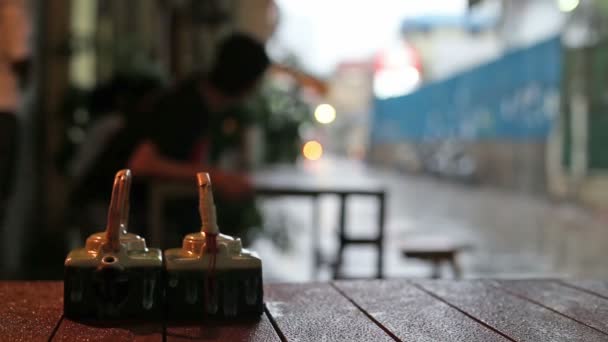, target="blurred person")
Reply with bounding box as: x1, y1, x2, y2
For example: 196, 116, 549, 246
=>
71, 32, 270, 243
0, 0, 30, 224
